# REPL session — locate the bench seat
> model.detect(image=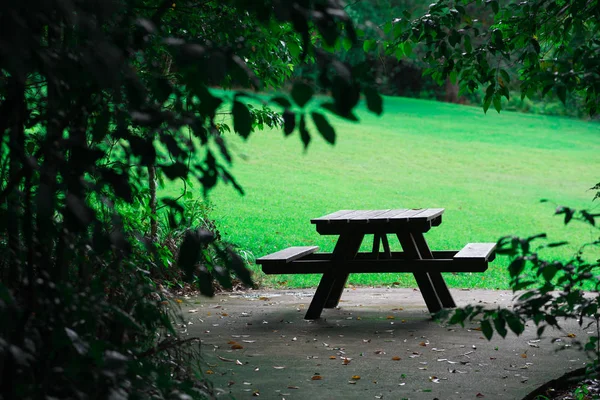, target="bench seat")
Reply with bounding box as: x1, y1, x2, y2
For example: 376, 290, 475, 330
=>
257, 243, 496, 275
256, 246, 319, 265
454, 242, 496, 262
